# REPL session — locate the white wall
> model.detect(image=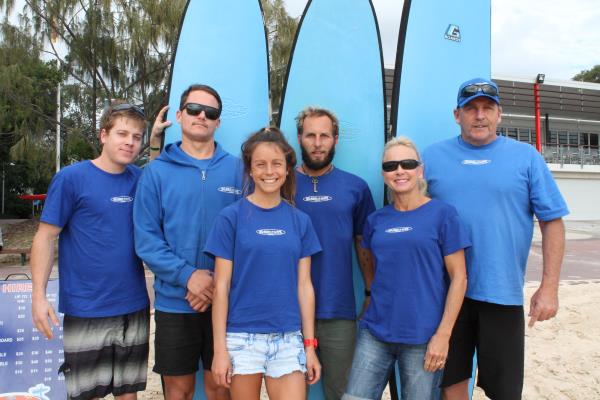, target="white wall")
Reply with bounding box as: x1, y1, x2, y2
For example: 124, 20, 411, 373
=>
549, 164, 600, 221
